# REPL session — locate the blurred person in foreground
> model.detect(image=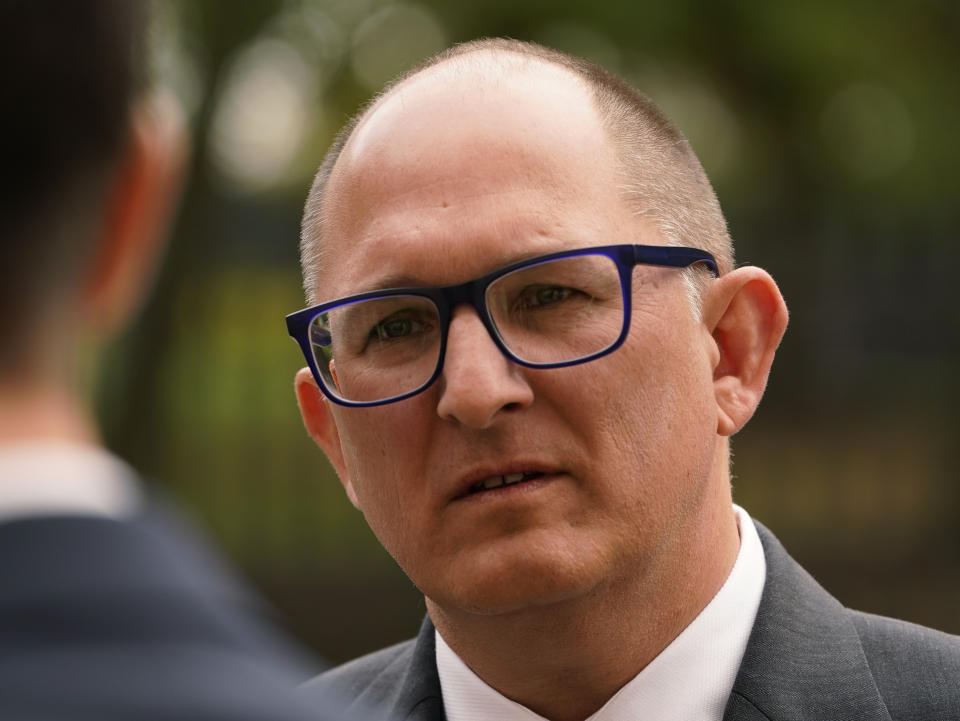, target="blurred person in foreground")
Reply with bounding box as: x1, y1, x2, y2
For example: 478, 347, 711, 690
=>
0, 2, 359, 718
289, 38, 960, 721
